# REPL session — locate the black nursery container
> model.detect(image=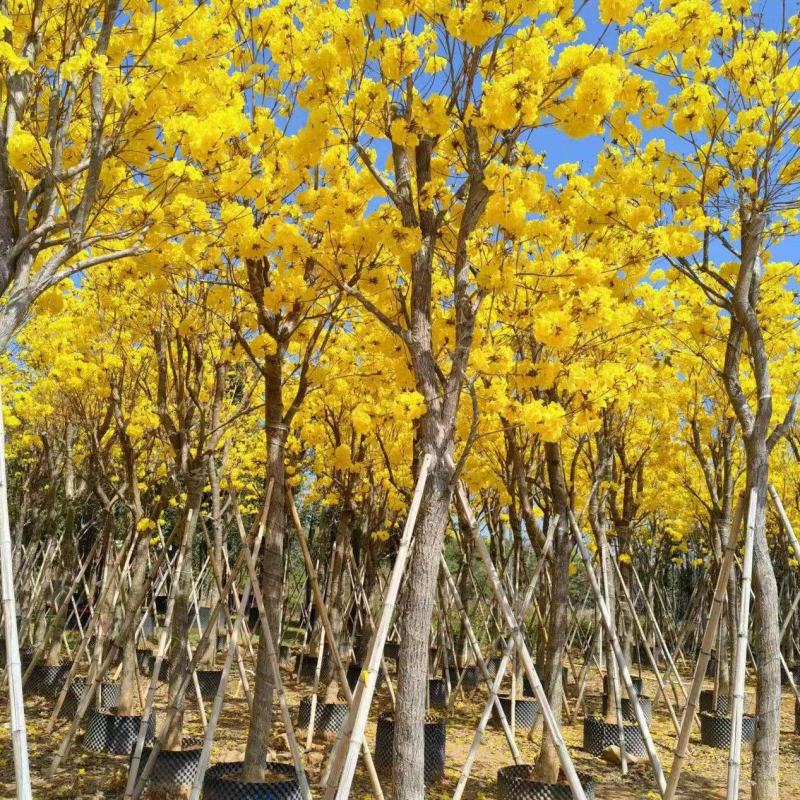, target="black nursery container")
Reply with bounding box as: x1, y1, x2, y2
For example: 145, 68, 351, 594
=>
346, 663, 385, 692
374, 713, 446, 784
795, 697, 800, 734
141, 612, 156, 639
699, 689, 729, 714
447, 664, 480, 690
601, 694, 652, 724
189, 606, 212, 631
699, 712, 756, 749
602, 675, 643, 695
59, 680, 120, 718
202, 761, 301, 800
492, 695, 539, 729
383, 640, 401, 661
582, 716, 646, 758
196, 669, 224, 700
135, 736, 204, 787
137, 648, 153, 676
294, 653, 318, 681
487, 657, 505, 678
297, 696, 348, 735
782, 664, 800, 687
496, 765, 596, 800
84, 707, 156, 755
428, 678, 449, 709
26, 663, 71, 698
